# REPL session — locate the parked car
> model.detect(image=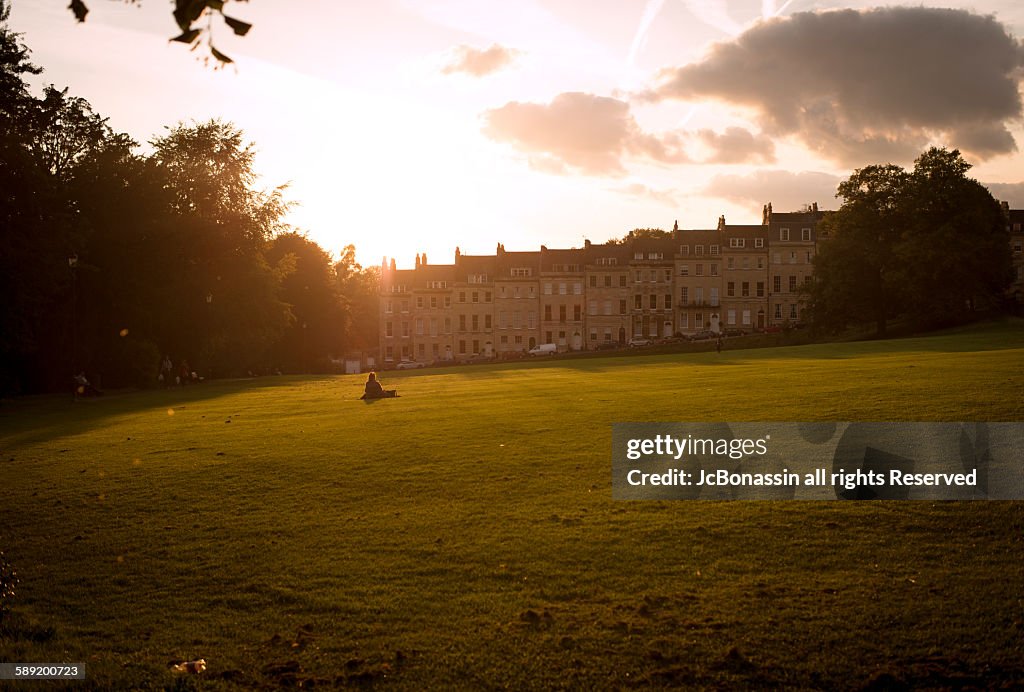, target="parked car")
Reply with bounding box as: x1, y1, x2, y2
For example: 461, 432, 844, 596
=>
628, 337, 651, 347
528, 343, 558, 356
689, 330, 717, 341
395, 359, 425, 370
723, 328, 747, 337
